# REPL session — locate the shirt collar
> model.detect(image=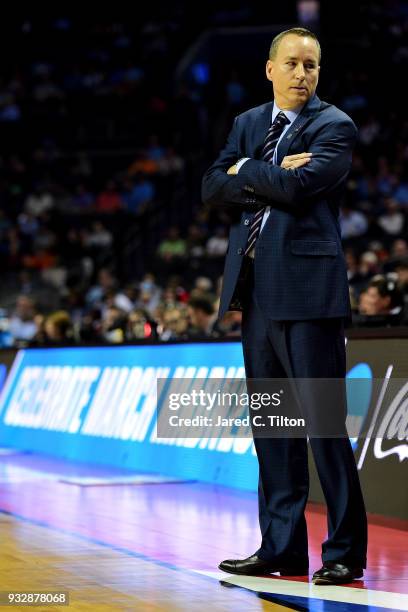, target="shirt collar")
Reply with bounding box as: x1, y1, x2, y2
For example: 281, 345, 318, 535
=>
272, 101, 303, 125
